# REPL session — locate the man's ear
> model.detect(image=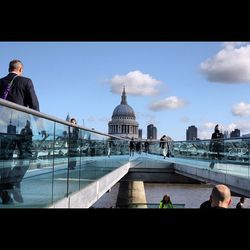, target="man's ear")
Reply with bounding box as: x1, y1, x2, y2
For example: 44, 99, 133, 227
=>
228, 199, 232, 206
19, 67, 23, 74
